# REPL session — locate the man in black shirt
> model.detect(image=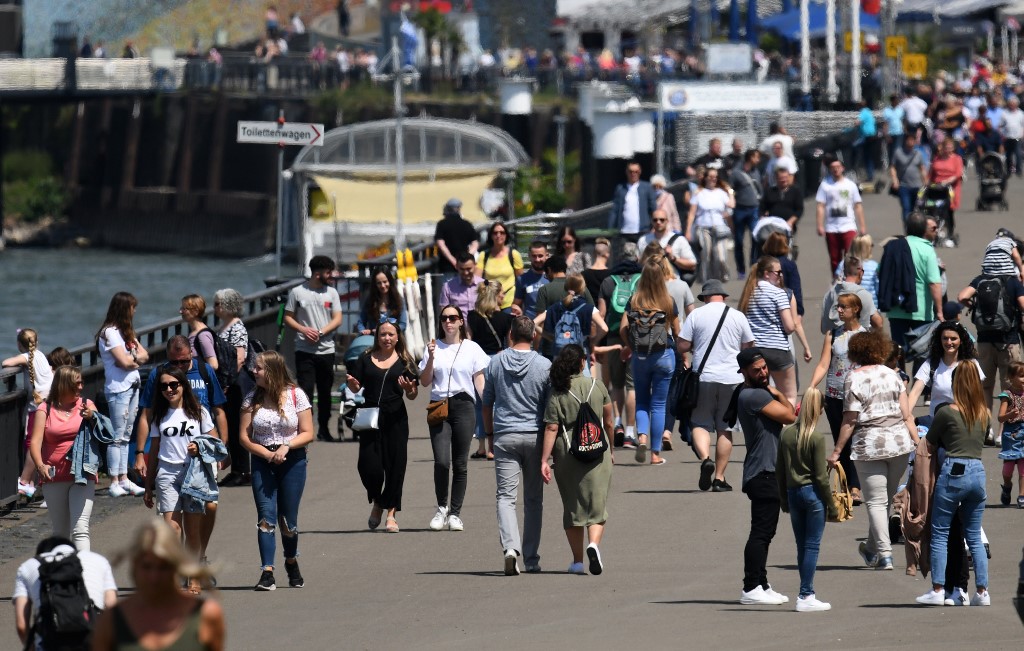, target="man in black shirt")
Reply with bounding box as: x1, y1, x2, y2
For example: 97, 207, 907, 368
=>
692, 138, 725, 170
760, 166, 804, 229
434, 198, 479, 278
